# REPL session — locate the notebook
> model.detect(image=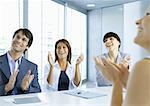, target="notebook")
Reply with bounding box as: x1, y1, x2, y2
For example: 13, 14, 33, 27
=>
64, 89, 107, 99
